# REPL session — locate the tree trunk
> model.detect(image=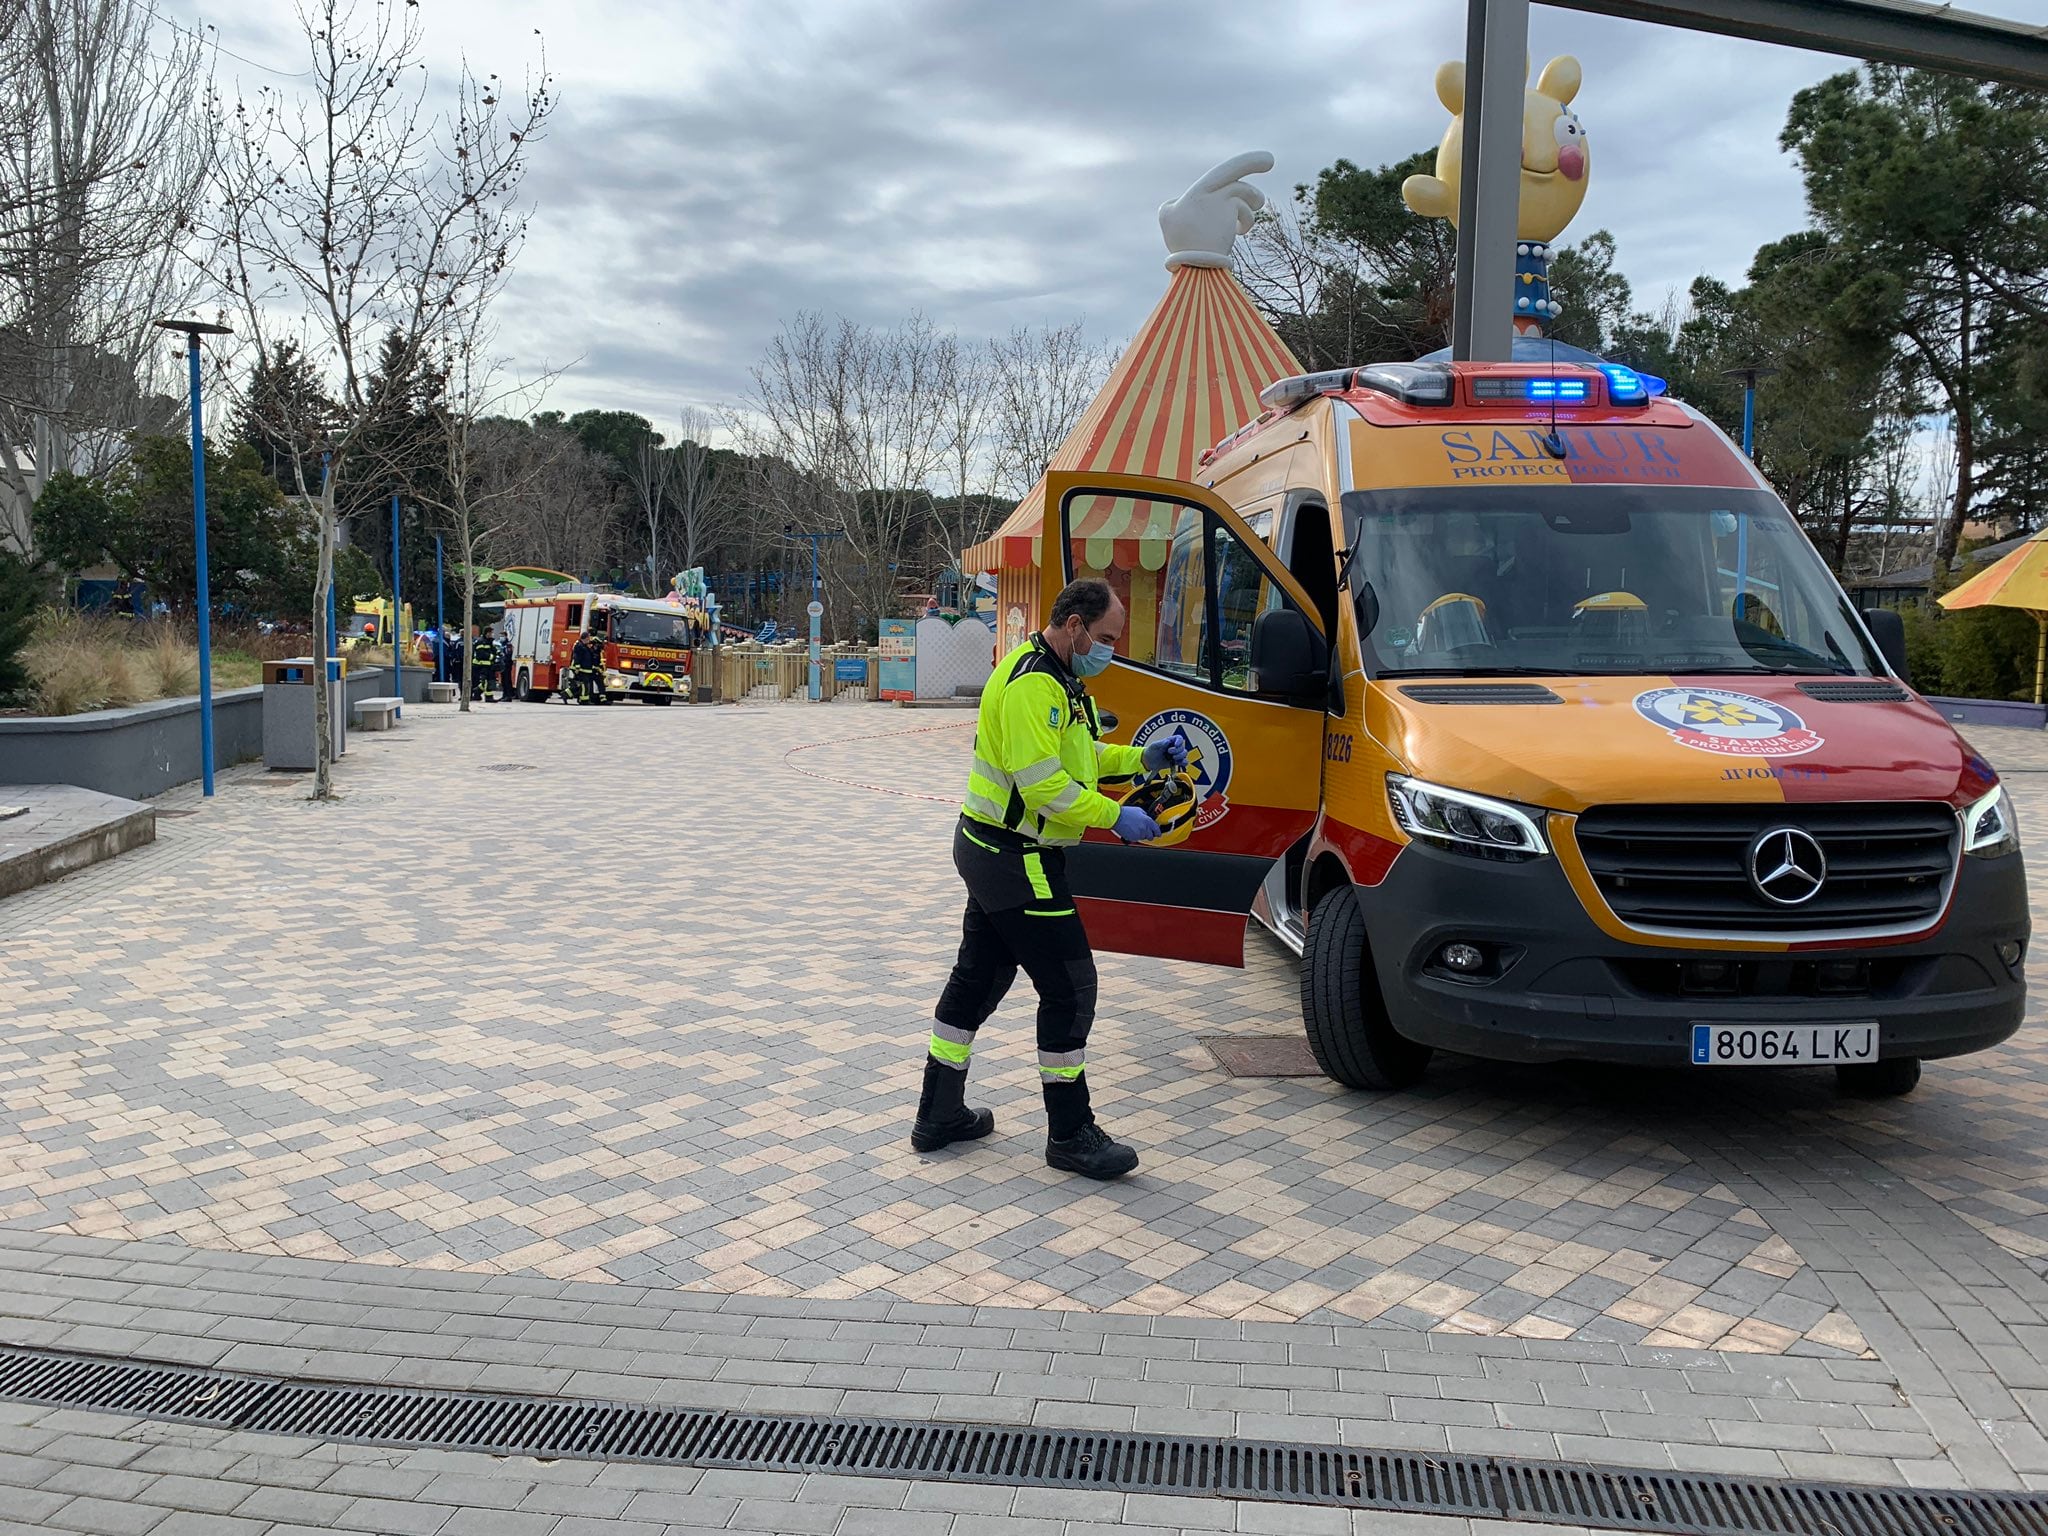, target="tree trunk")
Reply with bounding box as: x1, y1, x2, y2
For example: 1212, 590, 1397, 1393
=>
1833, 465, 1855, 573
1936, 274, 1976, 575
311, 490, 335, 800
